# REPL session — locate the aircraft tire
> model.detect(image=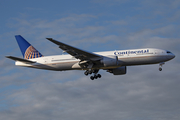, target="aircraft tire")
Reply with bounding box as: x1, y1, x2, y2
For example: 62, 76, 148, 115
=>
90, 76, 94, 80
159, 68, 162, 71
84, 71, 89, 76
89, 71, 92, 74
98, 74, 101, 78
94, 75, 98, 79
